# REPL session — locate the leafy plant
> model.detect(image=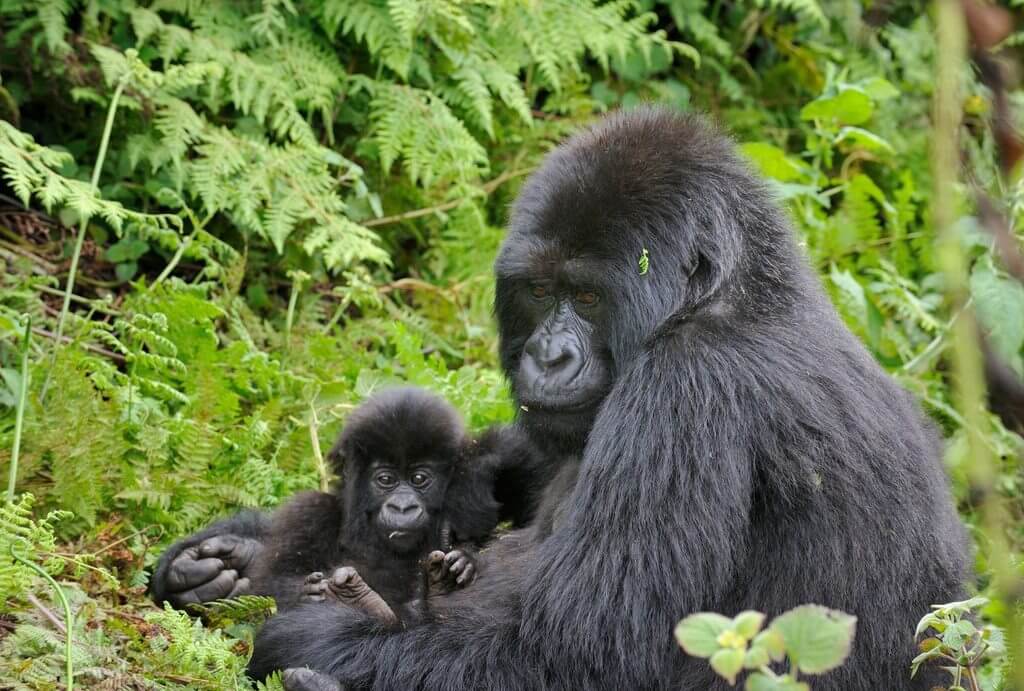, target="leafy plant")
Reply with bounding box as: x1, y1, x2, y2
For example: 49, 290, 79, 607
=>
675, 605, 856, 690
913, 597, 1007, 691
